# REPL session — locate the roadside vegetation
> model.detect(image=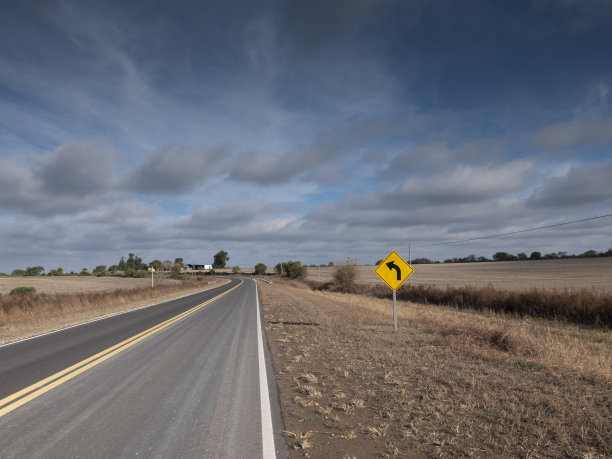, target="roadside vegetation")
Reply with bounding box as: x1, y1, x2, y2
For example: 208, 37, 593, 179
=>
0, 276, 228, 344
259, 279, 611, 458
309, 279, 612, 328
